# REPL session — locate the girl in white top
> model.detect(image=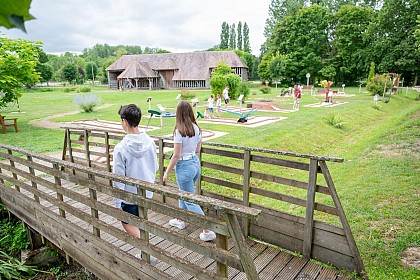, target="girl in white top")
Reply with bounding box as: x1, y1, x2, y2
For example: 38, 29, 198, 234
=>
216, 94, 222, 117
163, 101, 216, 242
